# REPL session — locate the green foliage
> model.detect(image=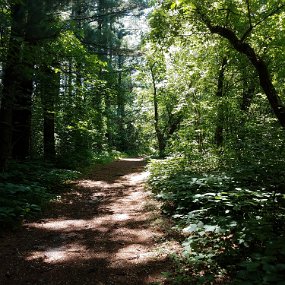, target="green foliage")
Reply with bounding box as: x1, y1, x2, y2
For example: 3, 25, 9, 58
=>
0, 161, 80, 229
147, 156, 285, 284
145, 2, 285, 282
90, 150, 123, 164
0, 183, 51, 227
55, 147, 123, 169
